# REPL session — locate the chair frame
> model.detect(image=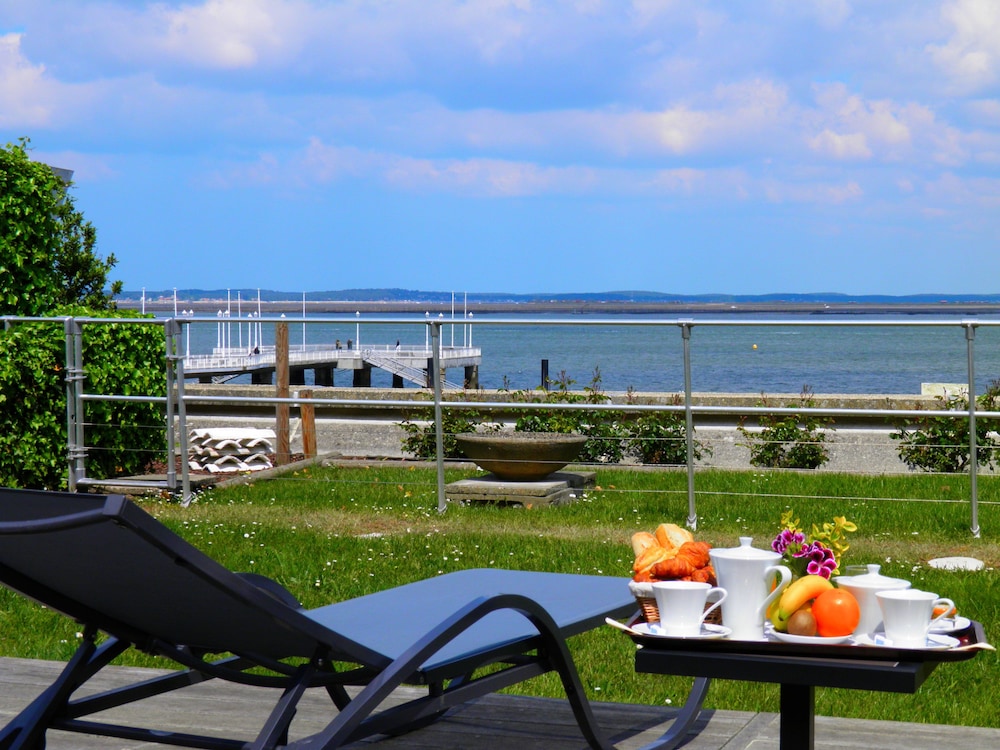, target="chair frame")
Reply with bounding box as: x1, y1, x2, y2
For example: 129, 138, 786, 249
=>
0, 487, 706, 750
